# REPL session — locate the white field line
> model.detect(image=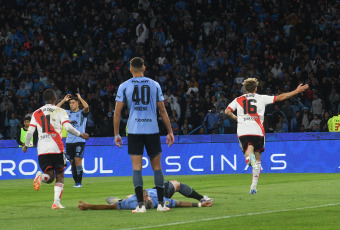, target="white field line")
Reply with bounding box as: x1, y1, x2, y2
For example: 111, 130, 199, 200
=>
119, 202, 340, 230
